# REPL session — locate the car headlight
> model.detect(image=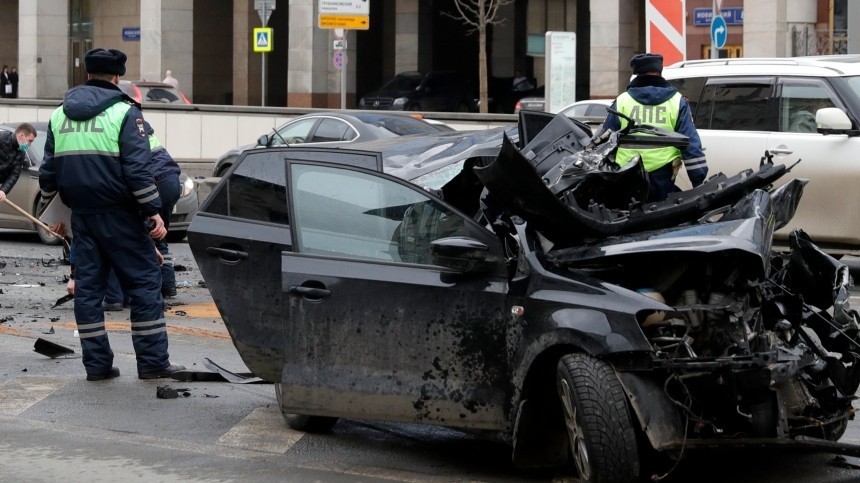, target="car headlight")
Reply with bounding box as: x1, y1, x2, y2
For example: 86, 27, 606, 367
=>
181, 176, 195, 197
392, 97, 407, 107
